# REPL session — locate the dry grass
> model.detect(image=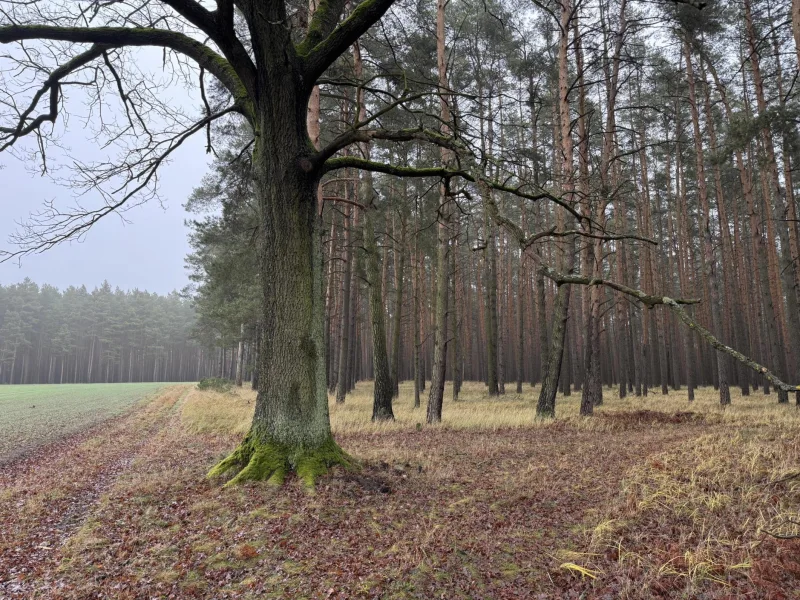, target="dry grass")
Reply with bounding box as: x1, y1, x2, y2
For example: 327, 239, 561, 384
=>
567, 399, 800, 597
181, 386, 254, 436
181, 379, 800, 436
5, 382, 800, 598
178, 380, 800, 597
